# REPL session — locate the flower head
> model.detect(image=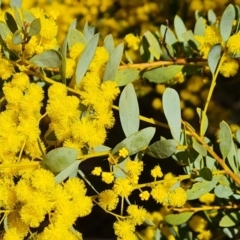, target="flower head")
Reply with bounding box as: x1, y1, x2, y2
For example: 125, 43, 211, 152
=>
167, 187, 187, 207
127, 205, 147, 225
113, 219, 135, 238
113, 178, 133, 197
98, 190, 119, 211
